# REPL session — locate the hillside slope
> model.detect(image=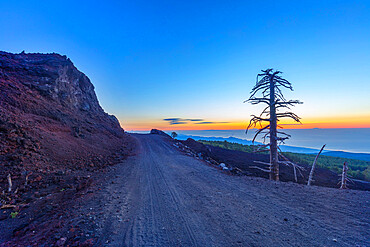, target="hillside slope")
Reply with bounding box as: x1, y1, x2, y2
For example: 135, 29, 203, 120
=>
182, 139, 370, 190
0, 51, 134, 204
